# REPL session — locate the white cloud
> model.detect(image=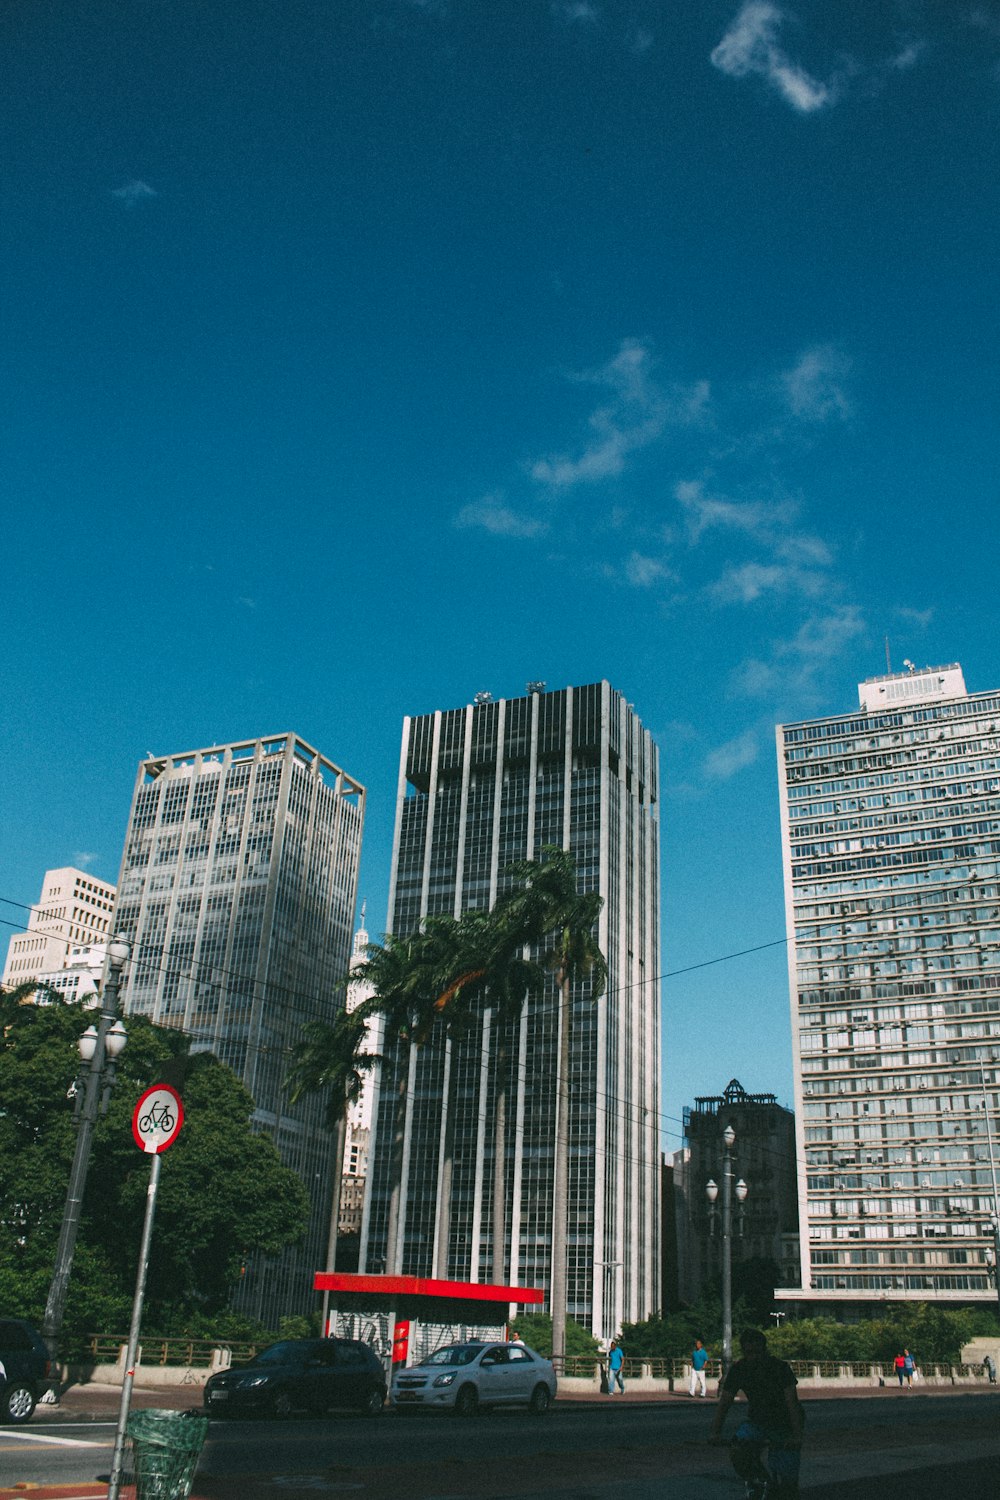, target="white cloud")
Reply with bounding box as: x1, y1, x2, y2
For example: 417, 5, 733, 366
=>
729, 605, 866, 701
532, 342, 708, 490
111, 179, 157, 207
73, 851, 98, 870
711, 3, 835, 113
780, 604, 865, 659
710, 561, 791, 603
455, 496, 547, 539
782, 345, 852, 421
704, 729, 759, 780
888, 39, 926, 71
552, 1, 599, 23
675, 479, 796, 543
624, 551, 674, 588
